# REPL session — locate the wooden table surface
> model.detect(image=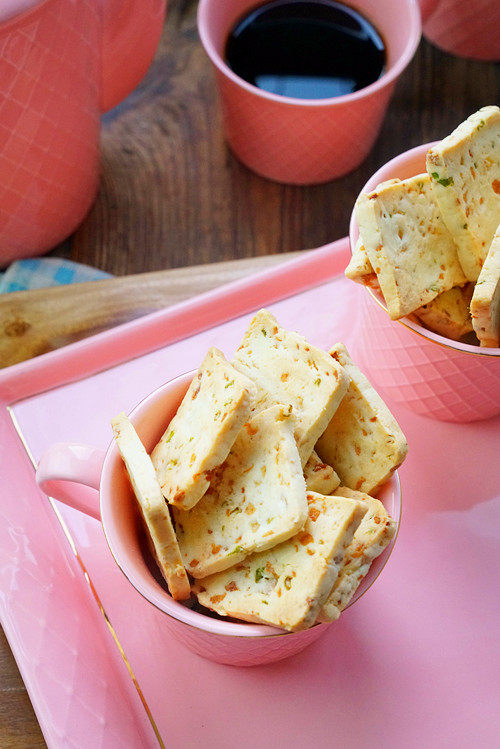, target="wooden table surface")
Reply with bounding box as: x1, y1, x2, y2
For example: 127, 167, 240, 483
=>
2, 1, 499, 745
